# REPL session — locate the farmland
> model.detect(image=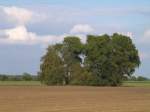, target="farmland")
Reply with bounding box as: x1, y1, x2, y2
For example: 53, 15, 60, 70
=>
0, 81, 41, 86
123, 81, 150, 87
0, 85, 150, 112
0, 81, 150, 87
